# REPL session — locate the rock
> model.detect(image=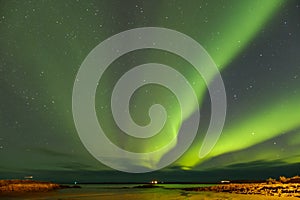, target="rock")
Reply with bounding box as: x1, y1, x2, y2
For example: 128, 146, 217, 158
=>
0, 180, 63, 193
182, 182, 300, 198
